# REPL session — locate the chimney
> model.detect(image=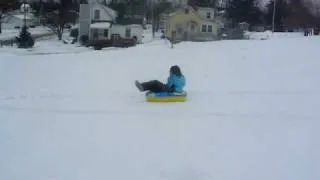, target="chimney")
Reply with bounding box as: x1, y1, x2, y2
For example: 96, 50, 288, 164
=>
79, 0, 91, 41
